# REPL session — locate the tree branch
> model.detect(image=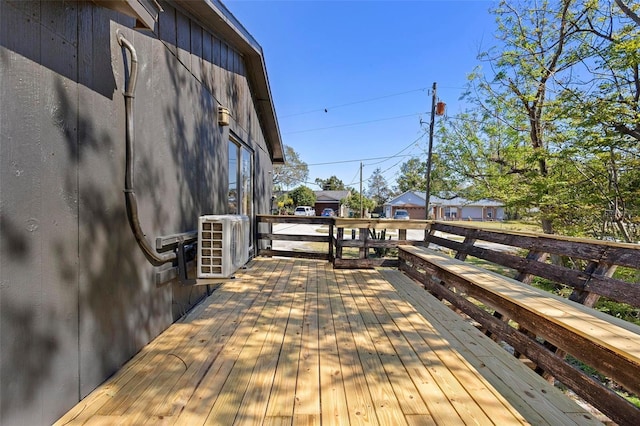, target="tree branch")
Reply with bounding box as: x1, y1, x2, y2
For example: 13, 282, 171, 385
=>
615, 0, 640, 27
